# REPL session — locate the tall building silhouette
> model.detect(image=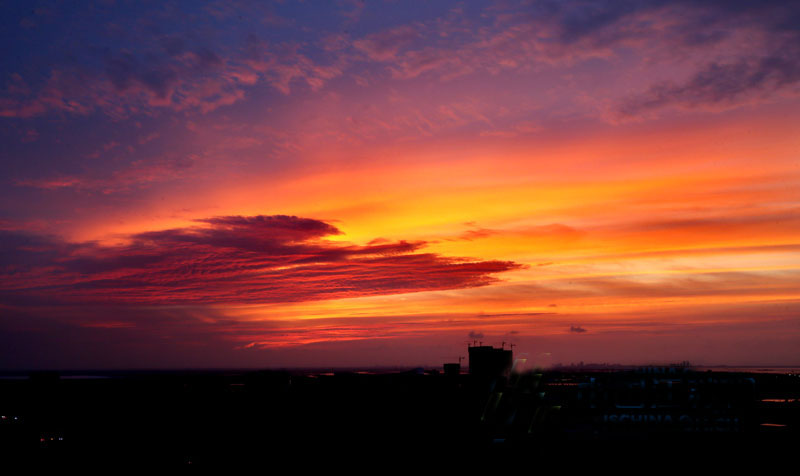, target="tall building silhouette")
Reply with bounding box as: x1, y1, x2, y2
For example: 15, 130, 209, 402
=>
468, 345, 512, 379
